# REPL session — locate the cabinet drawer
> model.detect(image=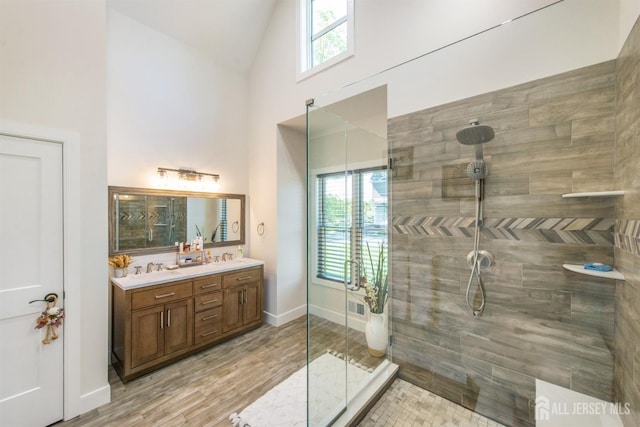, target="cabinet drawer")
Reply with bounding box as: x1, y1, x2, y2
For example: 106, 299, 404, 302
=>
131, 281, 193, 310
194, 291, 222, 312
194, 307, 222, 345
194, 274, 222, 295
222, 267, 262, 288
